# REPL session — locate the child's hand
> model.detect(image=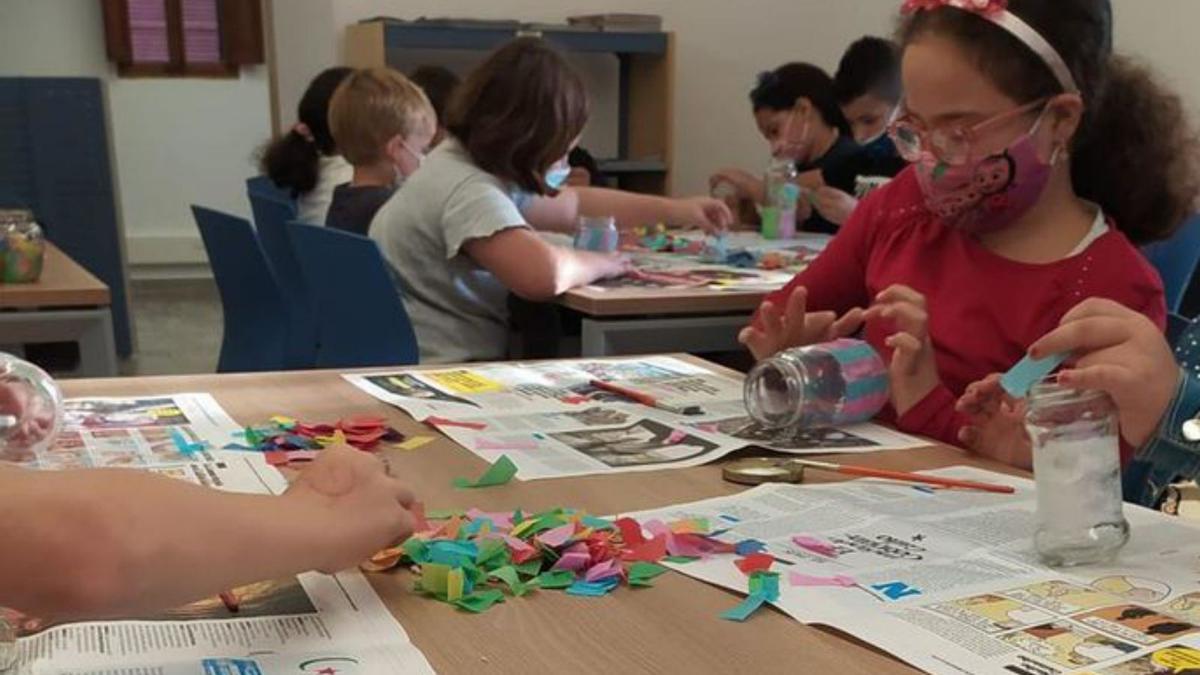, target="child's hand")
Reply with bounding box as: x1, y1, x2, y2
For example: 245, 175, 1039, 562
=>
671, 197, 733, 233
739, 286, 864, 361
811, 187, 859, 226
1029, 298, 1179, 448
865, 285, 940, 416
287, 444, 417, 574
957, 374, 1032, 468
